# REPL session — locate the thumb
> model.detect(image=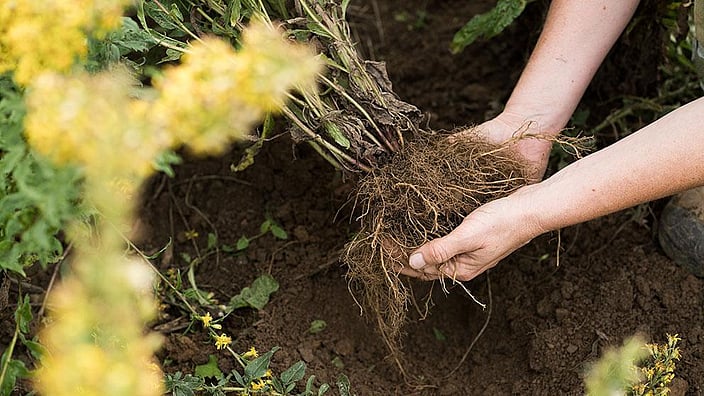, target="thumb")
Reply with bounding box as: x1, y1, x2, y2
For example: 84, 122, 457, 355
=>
408, 232, 467, 270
